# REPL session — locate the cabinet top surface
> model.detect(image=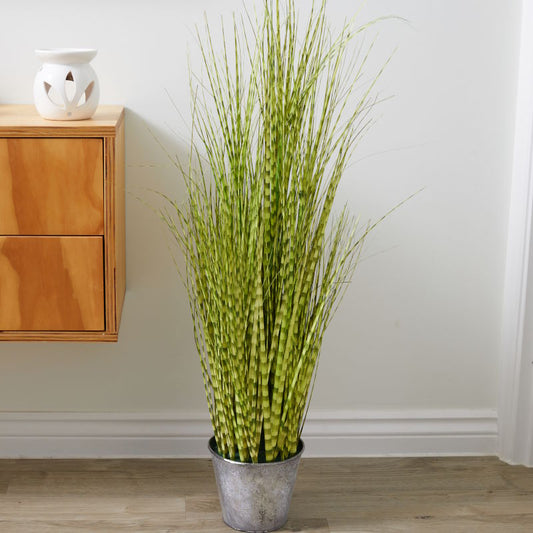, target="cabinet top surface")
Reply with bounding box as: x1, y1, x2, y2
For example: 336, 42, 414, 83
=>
0, 105, 124, 136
